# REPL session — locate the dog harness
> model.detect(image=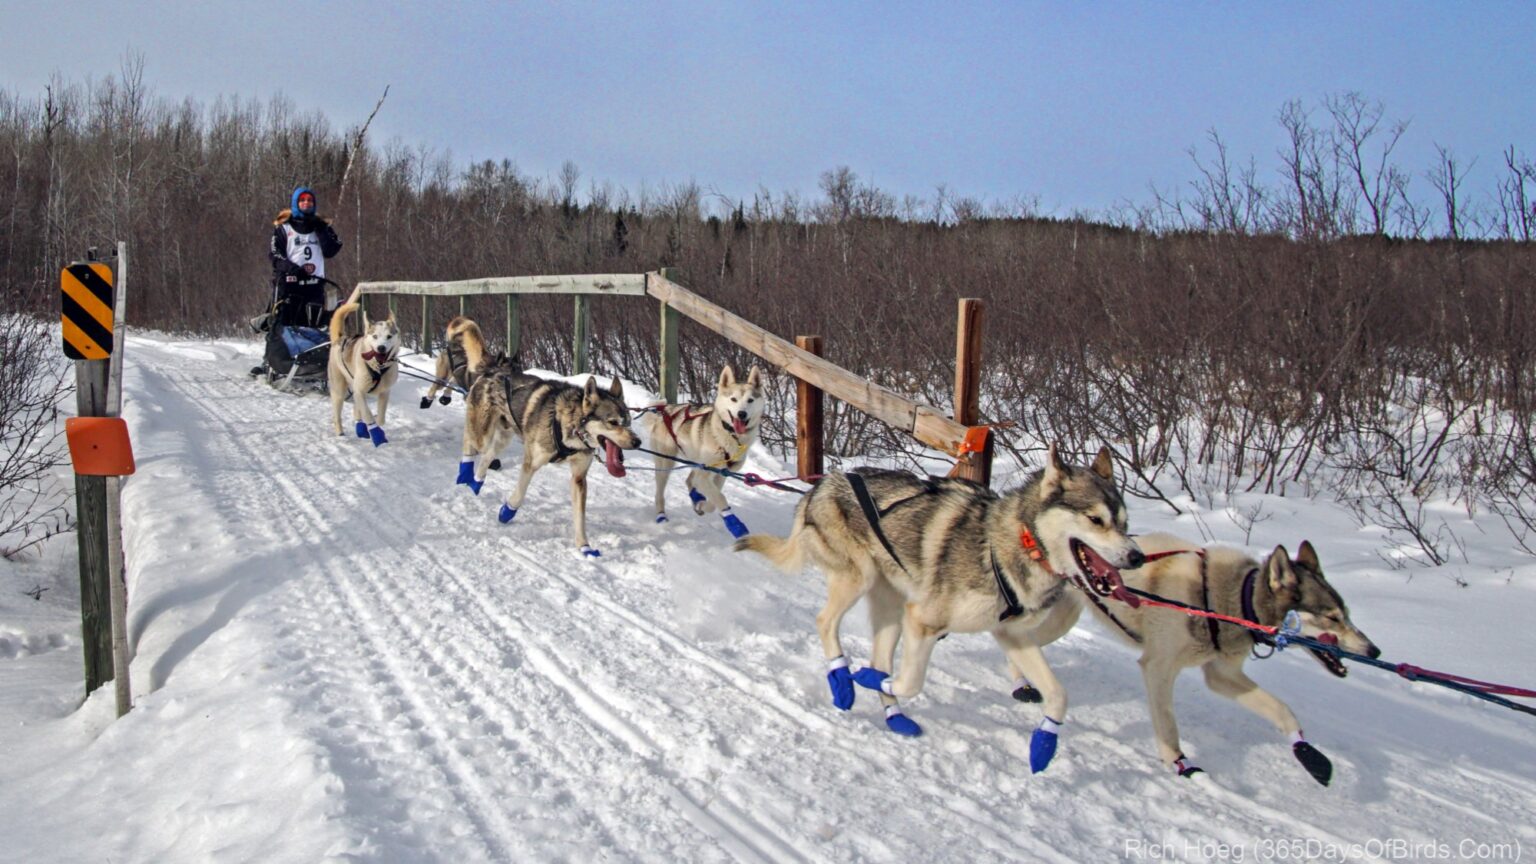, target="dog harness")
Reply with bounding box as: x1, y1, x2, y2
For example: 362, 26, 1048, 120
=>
338, 336, 396, 393
651, 404, 749, 468
846, 472, 1030, 622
